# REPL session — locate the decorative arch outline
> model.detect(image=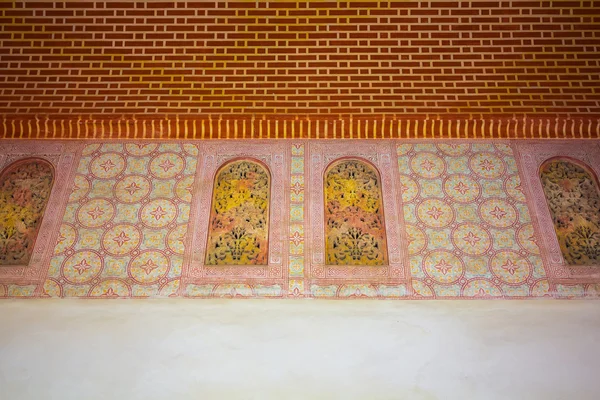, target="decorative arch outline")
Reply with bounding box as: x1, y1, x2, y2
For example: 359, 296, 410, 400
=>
0, 157, 55, 266
205, 158, 271, 265
324, 157, 389, 266
539, 156, 600, 266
